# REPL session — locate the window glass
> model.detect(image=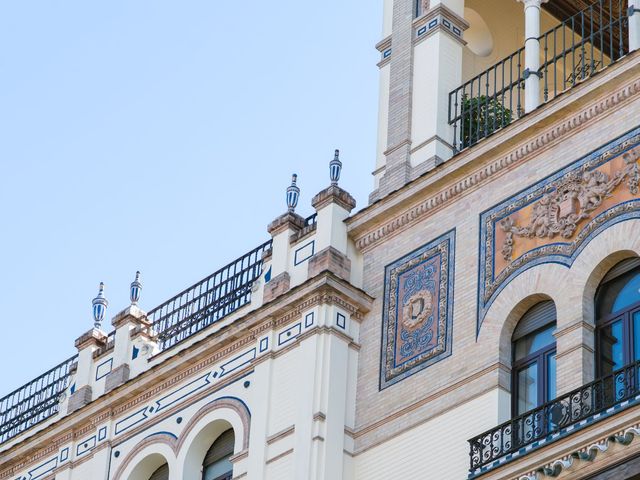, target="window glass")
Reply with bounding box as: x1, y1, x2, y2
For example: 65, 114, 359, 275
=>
600, 319, 624, 375
597, 269, 640, 318
546, 353, 556, 402
517, 362, 538, 415
514, 324, 555, 361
